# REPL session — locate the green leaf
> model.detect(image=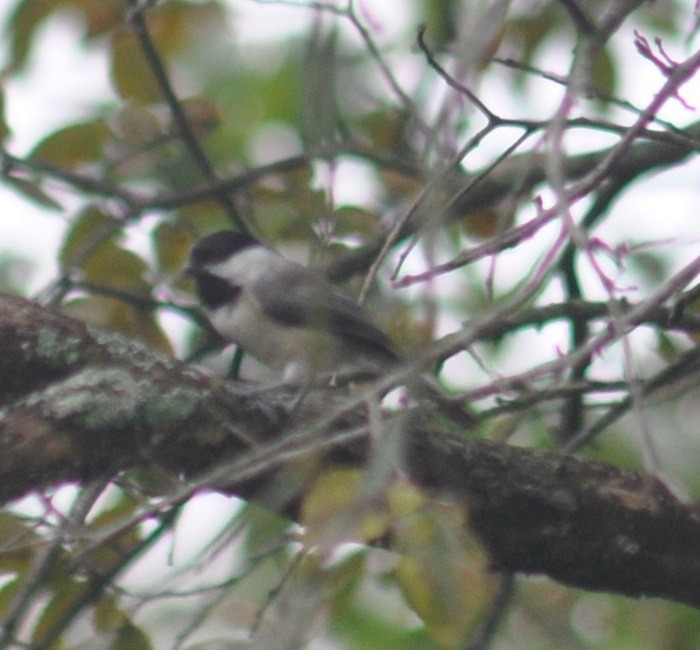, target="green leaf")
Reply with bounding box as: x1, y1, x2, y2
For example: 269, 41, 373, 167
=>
88, 489, 139, 531
110, 33, 162, 104
110, 104, 163, 146
6, 0, 123, 70
31, 579, 89, 644
6, 0, 63, 71
2, 176, 63, 211
63, 296, 173, 353
0, 511, 40, 547
422, 0, 460, 47
0, 580, 22, 618
30, 119, 111, 167
355, 110, 409, 153
85, 491, 145, 565
592, 45, 617, 101
109, 1, 231, 104
82, 240, 149, 292
109, 623, 152, 650
94, 594, 127, 632
0, 512, 39, 576
302, 469, 390, 545
0, 86, 11, 143
333, 206, 381, 238
628, 250, 668, 286
331, 600, 436, 650
152, 221, 192, 274
392, 497, 492, 648
152, 1, 228, 54
507, 6, 560, 90
60, 206, 121, 271
240, 502, 294, 556
105, 104, 167, 176
70, 0, 124, 38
